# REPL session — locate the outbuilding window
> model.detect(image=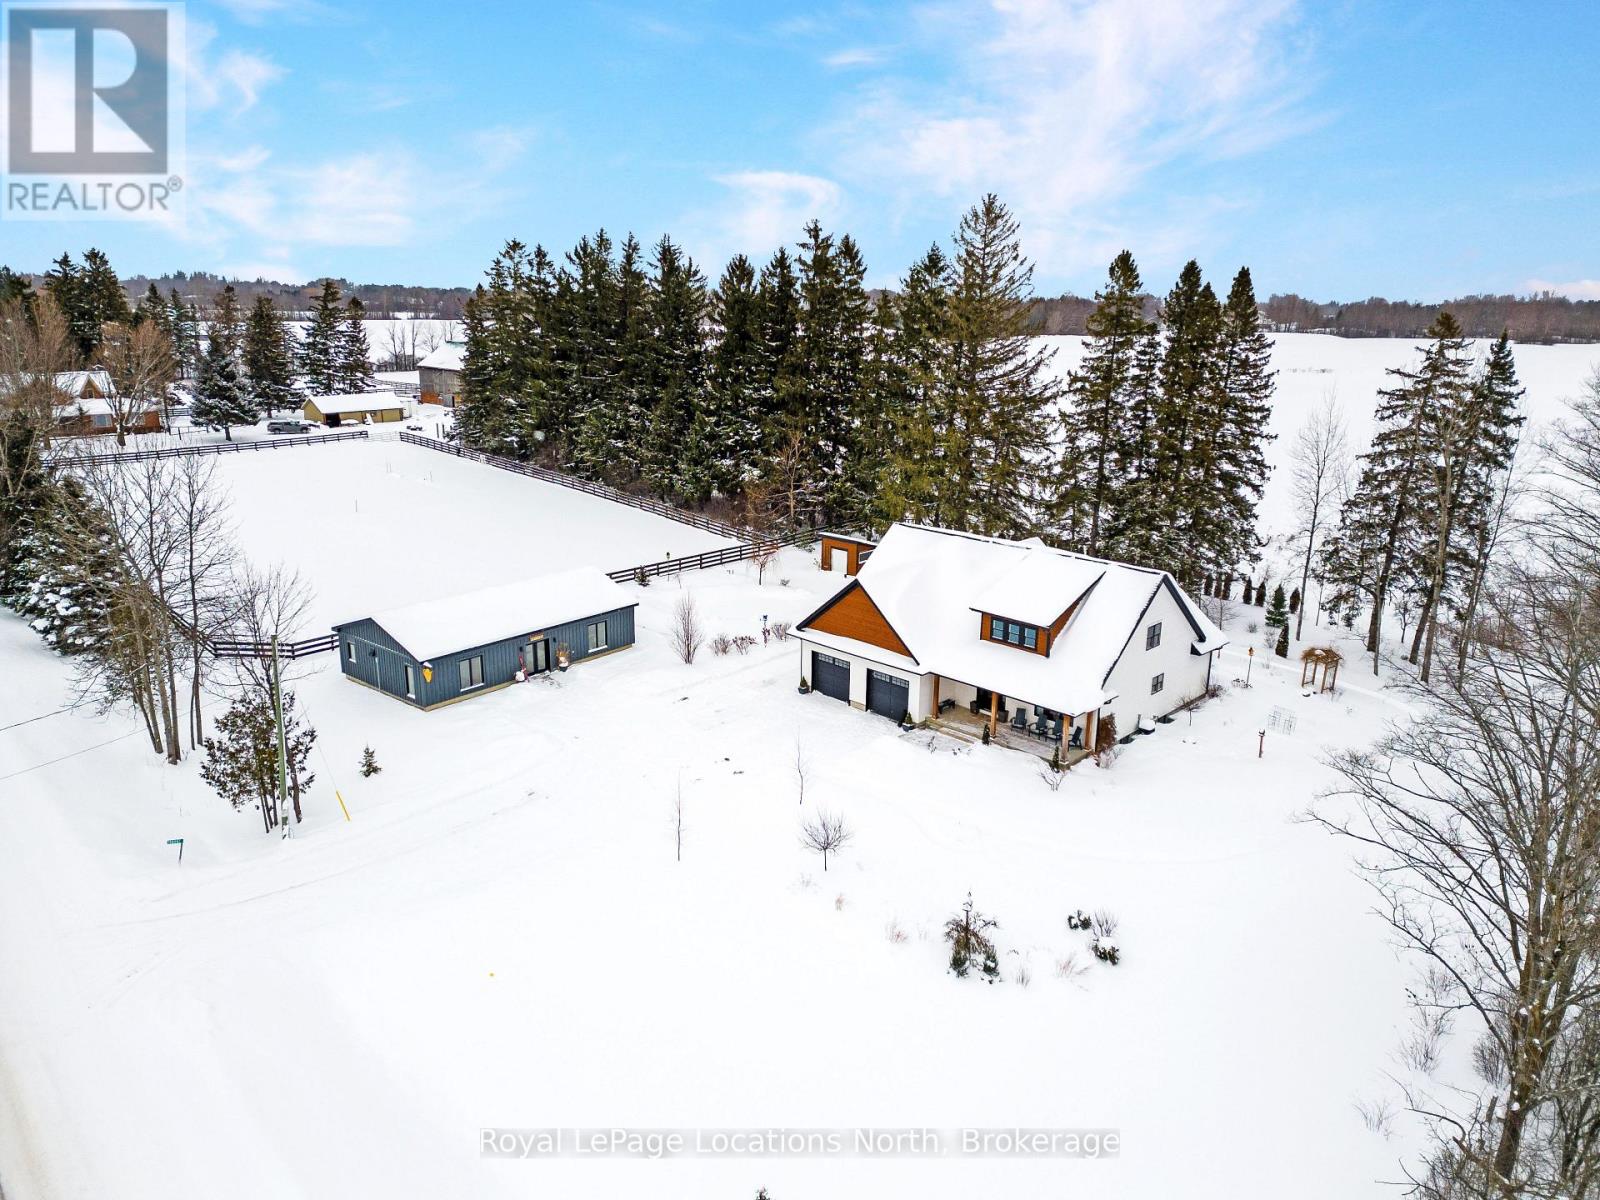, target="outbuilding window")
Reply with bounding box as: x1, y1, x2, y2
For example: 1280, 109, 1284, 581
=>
459, 655, 484, 691
587, 620, 608, 651
1146, 622, 1163, 650
345, 641, 355, 661
1150, 673, 1165, 695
